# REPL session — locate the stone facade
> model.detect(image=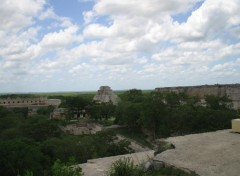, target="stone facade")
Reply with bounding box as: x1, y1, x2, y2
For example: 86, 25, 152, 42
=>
155, 84, 240, 110
0, 97, 61, 108
93, 86, 120, 105
0, 97, 47, 107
